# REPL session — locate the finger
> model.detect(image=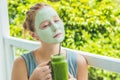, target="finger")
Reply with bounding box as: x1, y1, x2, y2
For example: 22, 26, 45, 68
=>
40, 66, 52, 75
68, 72, 73, 78
45, 73, 52, 80
68, 78, 76, 80
48, 78, 52, 80
44, 68, 51, 75
68, 73, 76, 80
40, 66, 49, 72
42, 67, 51, 76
